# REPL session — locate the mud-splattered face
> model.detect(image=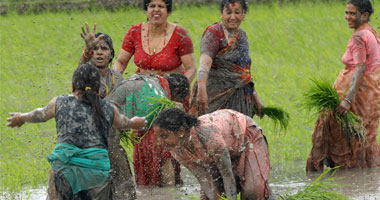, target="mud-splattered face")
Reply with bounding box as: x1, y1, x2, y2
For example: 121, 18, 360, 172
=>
345, 3, 365, 29
147, 0, 169, 26
90, 40, 111, 68
154, 126, 182, 149
221, 2, 245, 30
